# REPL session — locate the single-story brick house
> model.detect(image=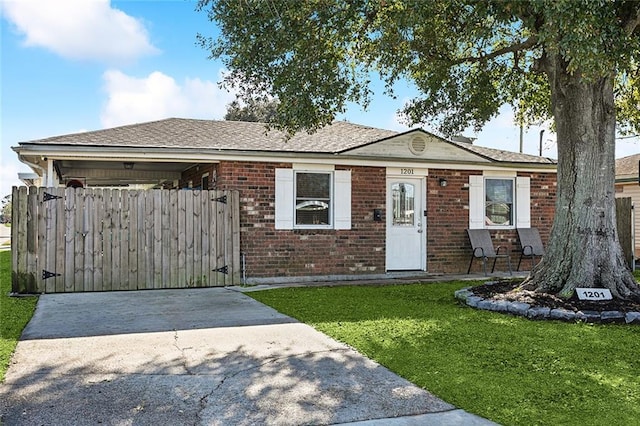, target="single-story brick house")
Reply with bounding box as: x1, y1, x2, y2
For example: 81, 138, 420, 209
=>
13, 118, 557, 281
